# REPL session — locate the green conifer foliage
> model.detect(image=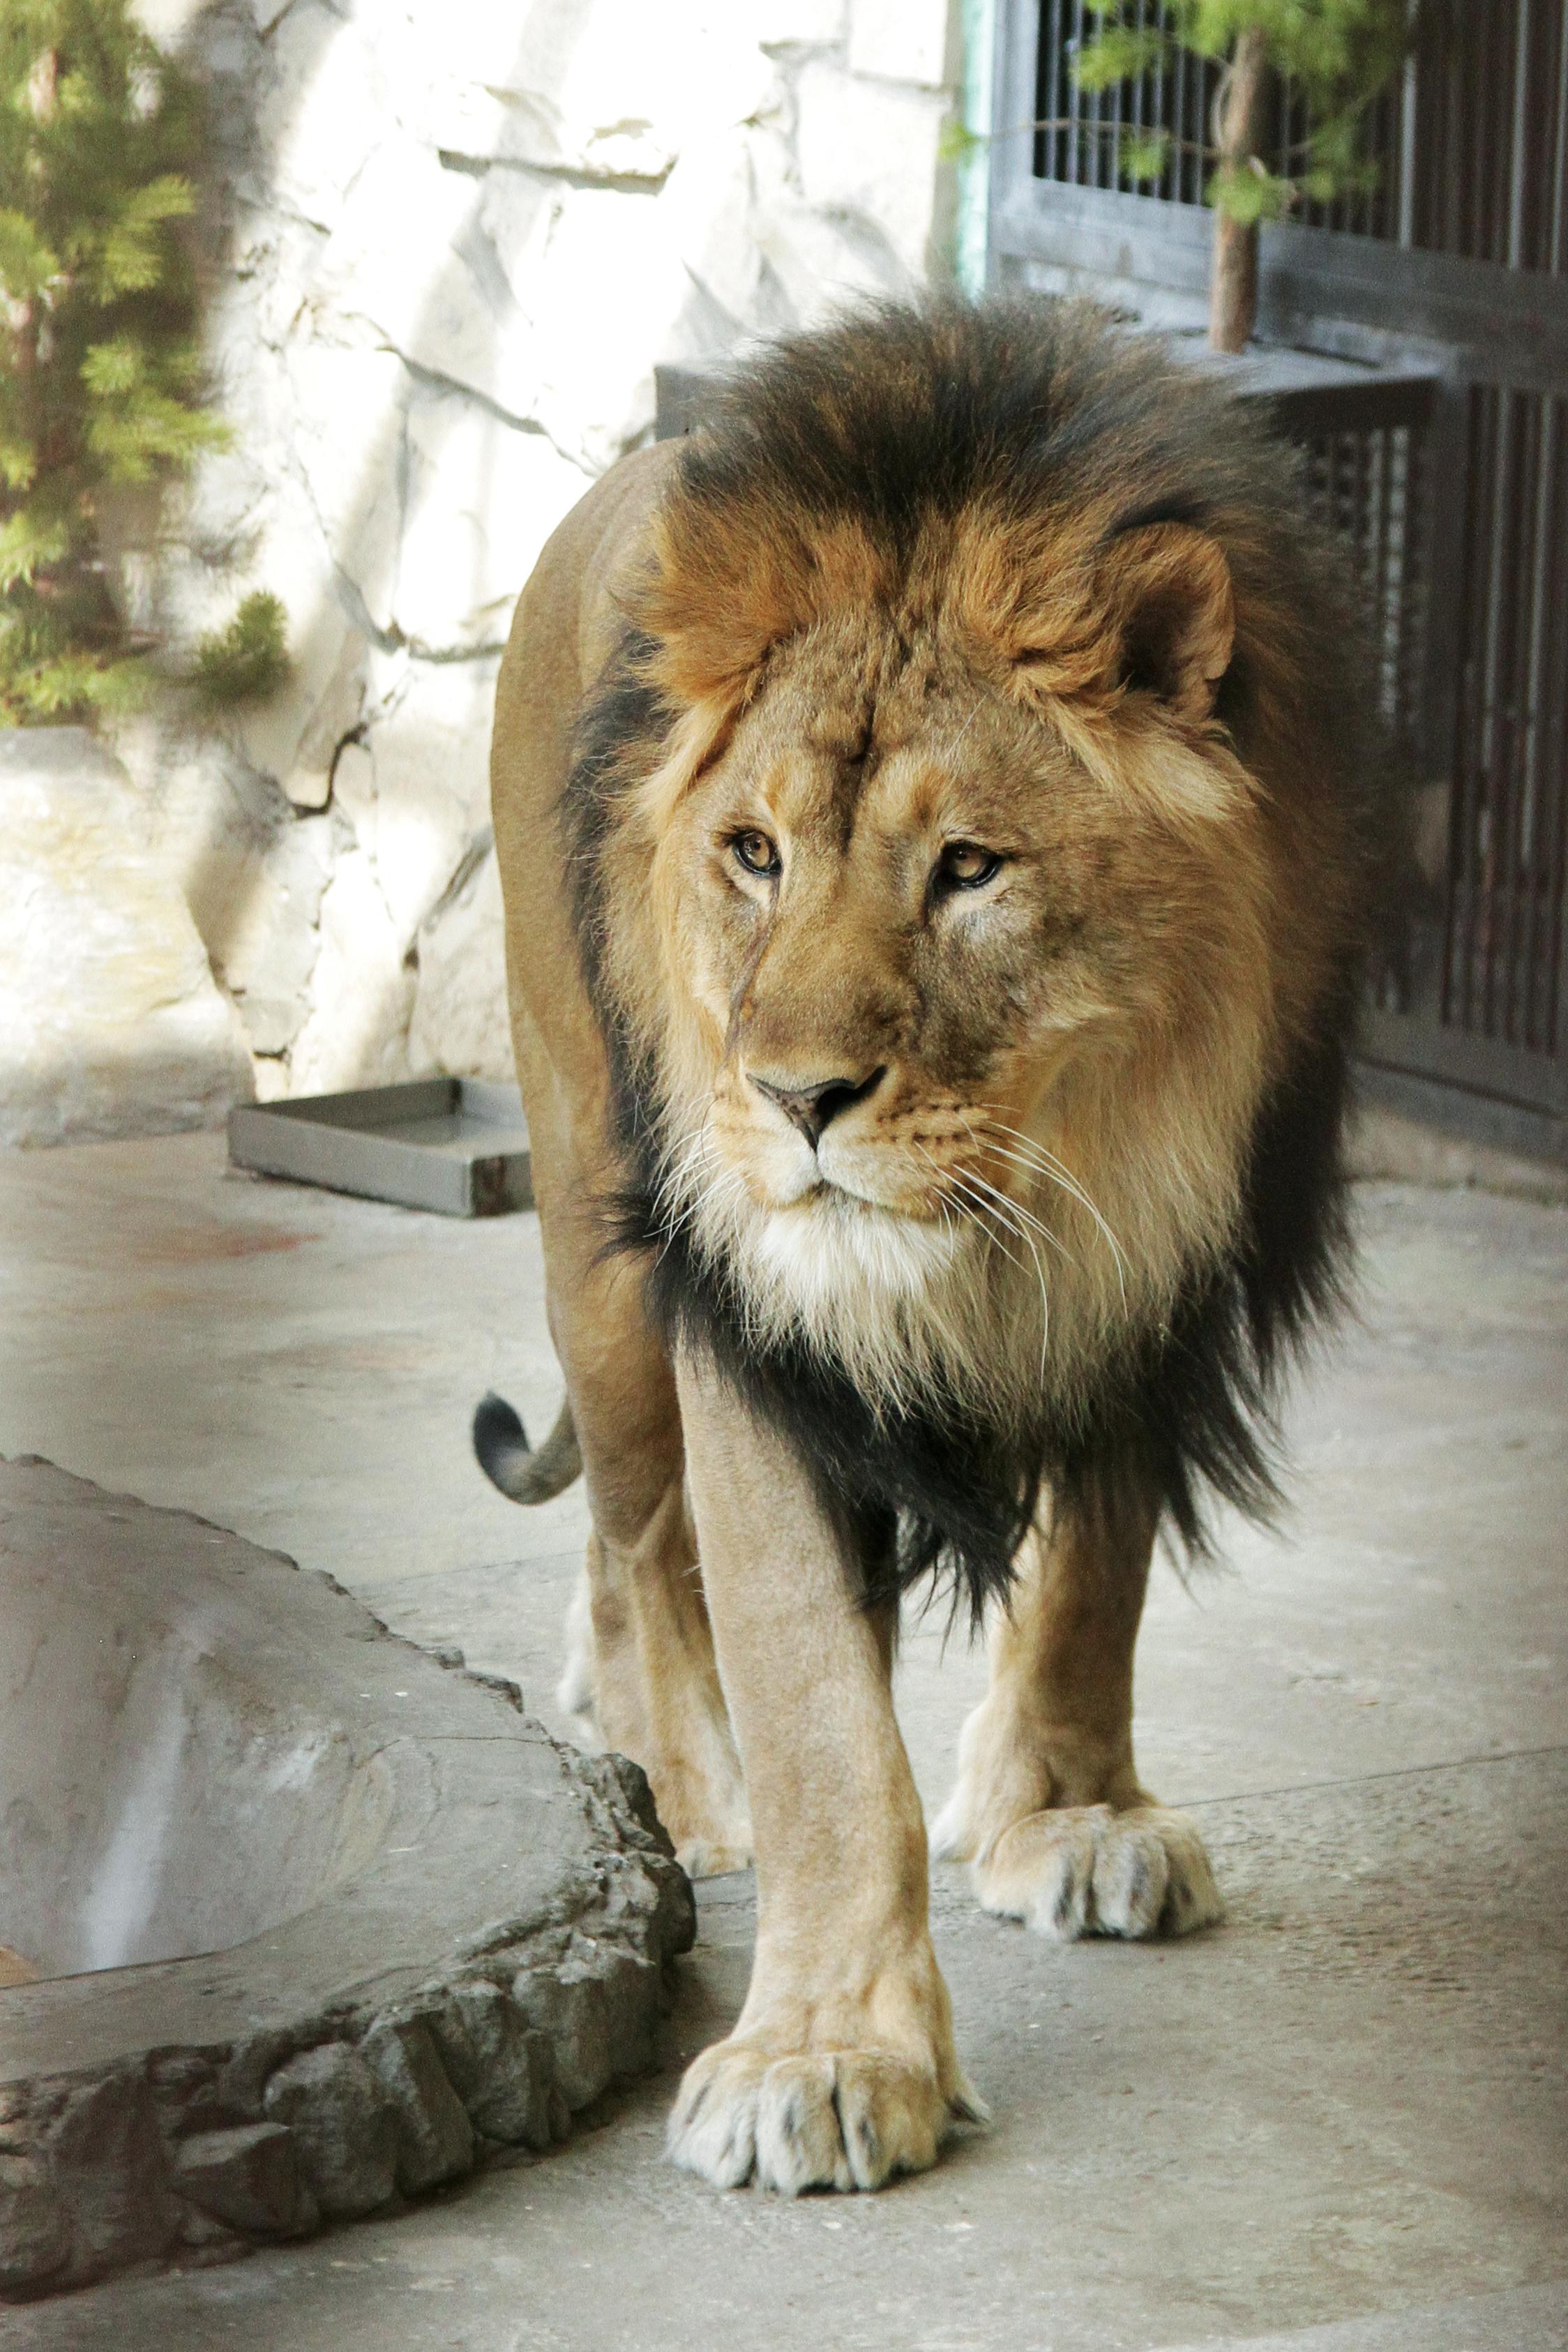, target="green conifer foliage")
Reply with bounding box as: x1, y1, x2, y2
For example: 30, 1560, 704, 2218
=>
191, 588, 289, 707
1076, 1, 1412, 346
0, 0, 228, 724
1076, 1, 1412, 226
